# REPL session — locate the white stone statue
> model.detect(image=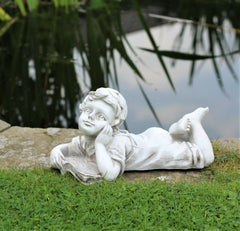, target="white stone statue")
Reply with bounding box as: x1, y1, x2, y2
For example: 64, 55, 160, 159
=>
50, 88, 214, 184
